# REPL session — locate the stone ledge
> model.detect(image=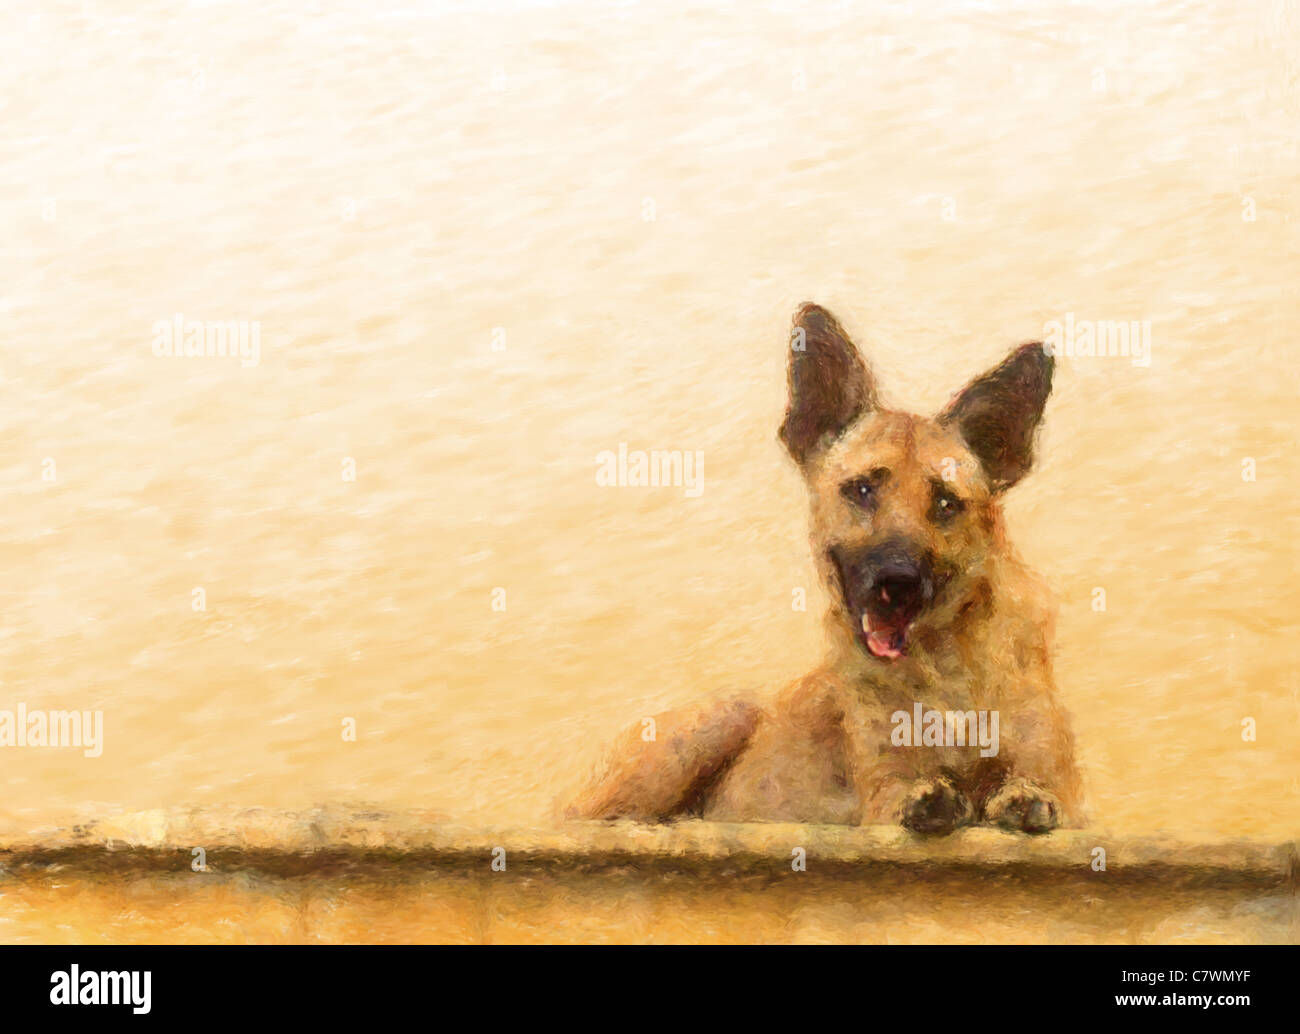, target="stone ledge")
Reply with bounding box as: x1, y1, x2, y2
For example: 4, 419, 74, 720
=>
0, 807, 1294, 886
